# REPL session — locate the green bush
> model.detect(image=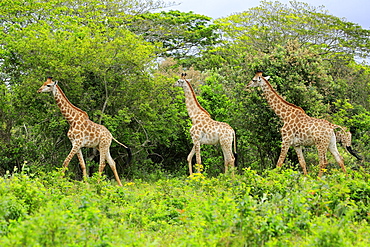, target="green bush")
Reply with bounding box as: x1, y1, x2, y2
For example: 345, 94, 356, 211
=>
0, 167, 368, 246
